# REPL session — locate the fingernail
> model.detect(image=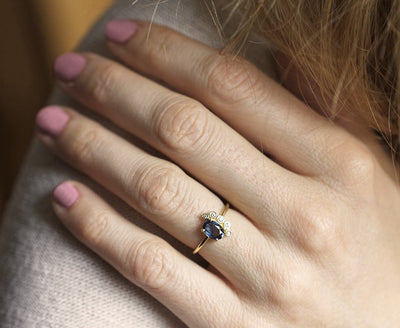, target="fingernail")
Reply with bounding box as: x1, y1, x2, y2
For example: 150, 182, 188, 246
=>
54, 53, 87, 82
36, 106, 69, 137
105, 19, 138, 44
53, 182, 79, 208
